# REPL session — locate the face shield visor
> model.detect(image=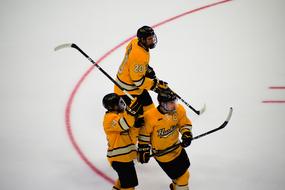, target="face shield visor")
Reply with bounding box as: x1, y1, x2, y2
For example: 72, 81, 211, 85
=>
118, 97, 126, 112
160, 99, 178, 113
146, 34, 157, 49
